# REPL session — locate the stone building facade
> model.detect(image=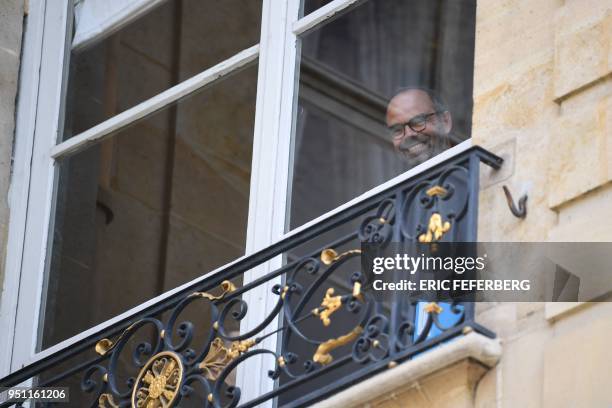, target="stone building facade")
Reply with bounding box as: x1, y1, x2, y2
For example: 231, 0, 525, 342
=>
0, 0, 610, 407
0, 0, 24, 294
